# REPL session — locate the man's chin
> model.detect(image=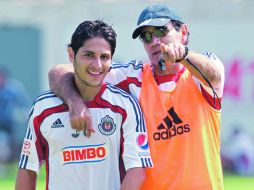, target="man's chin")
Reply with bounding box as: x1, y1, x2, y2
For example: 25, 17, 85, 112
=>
150, 59, 159, 66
